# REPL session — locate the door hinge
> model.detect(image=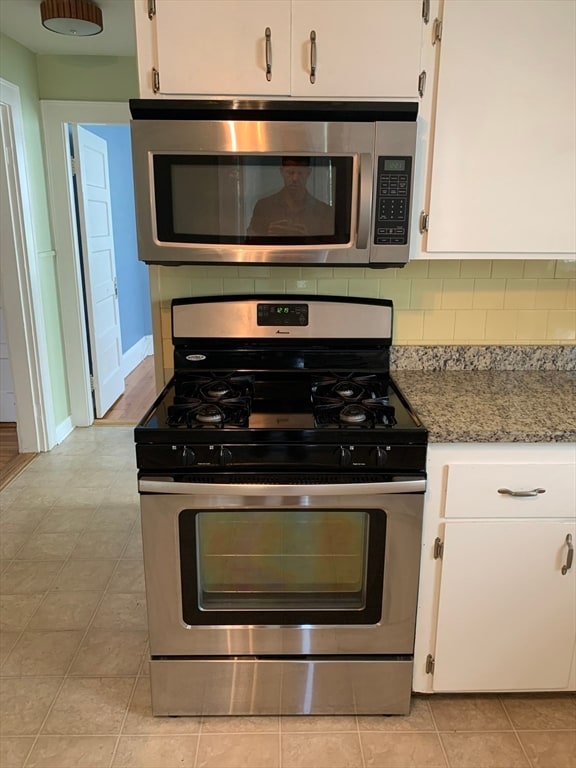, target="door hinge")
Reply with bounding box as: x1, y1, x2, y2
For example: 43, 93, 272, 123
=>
89, 375, 95, 392
148, 0, 156, 20
152, 67, 160, 93
418, 70, 427, 98
432, 18, 443, 45
422, 0, 430, 24
433, 537, 444, 559
113, 276, 118, 297
71, 156, 78, 176
419, 210, 429, 234
426, 654, 435, 674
